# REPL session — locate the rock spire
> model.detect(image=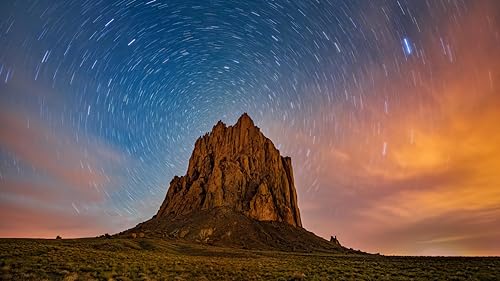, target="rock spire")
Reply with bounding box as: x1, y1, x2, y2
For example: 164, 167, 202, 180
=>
156, 113, 302, 227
